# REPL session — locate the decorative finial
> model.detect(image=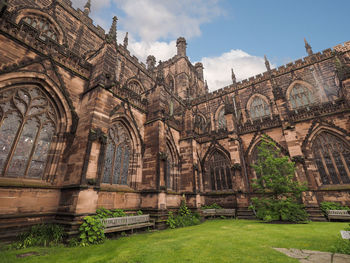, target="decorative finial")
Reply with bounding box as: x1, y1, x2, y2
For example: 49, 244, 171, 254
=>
157, 60, 164, 83
123, 32, 128, 48
205, 80, 208, 91
304, 38, 313, 56
231, 68, 236, 83
264, 55, 271, 71
84, 0, 91, 15
106, 16, 118, 44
